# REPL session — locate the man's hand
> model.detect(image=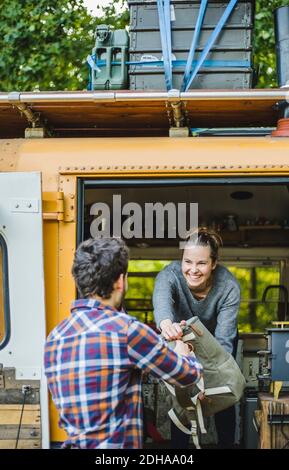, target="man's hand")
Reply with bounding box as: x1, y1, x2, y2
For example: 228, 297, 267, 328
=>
173, 339, 192, 356
160, 319, 186, 340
